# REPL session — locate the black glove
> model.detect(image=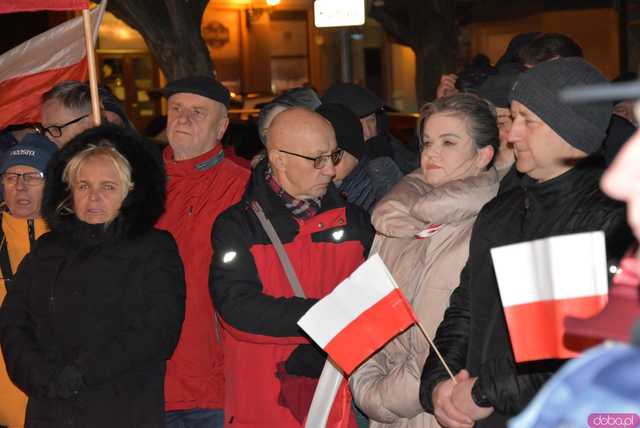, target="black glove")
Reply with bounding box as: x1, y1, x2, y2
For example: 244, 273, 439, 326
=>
365, 134, 394, 159
284, 344, 326, 379
47, 365, 86, 399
